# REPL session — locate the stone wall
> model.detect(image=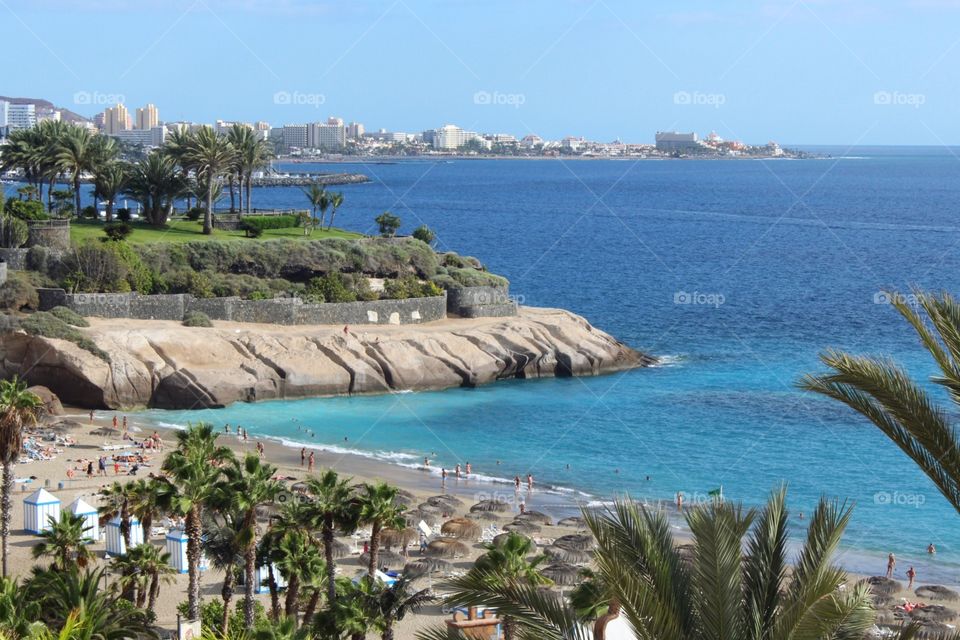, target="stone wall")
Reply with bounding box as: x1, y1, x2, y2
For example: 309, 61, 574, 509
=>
26, 220, 71, 251
37, 288, 448, 326
0, 248, 29, 271
0, 262, 6, 286
447, 285, 517, 317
